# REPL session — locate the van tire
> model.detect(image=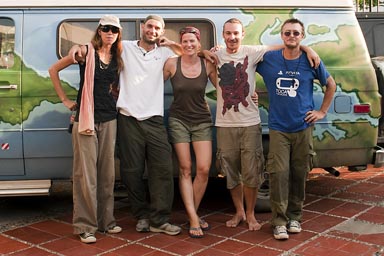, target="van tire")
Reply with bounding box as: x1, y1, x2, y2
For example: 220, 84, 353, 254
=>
255, 179, 271, 212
